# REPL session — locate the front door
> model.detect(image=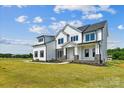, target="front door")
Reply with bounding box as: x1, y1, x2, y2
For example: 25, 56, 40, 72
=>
67, 47, 74, 60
